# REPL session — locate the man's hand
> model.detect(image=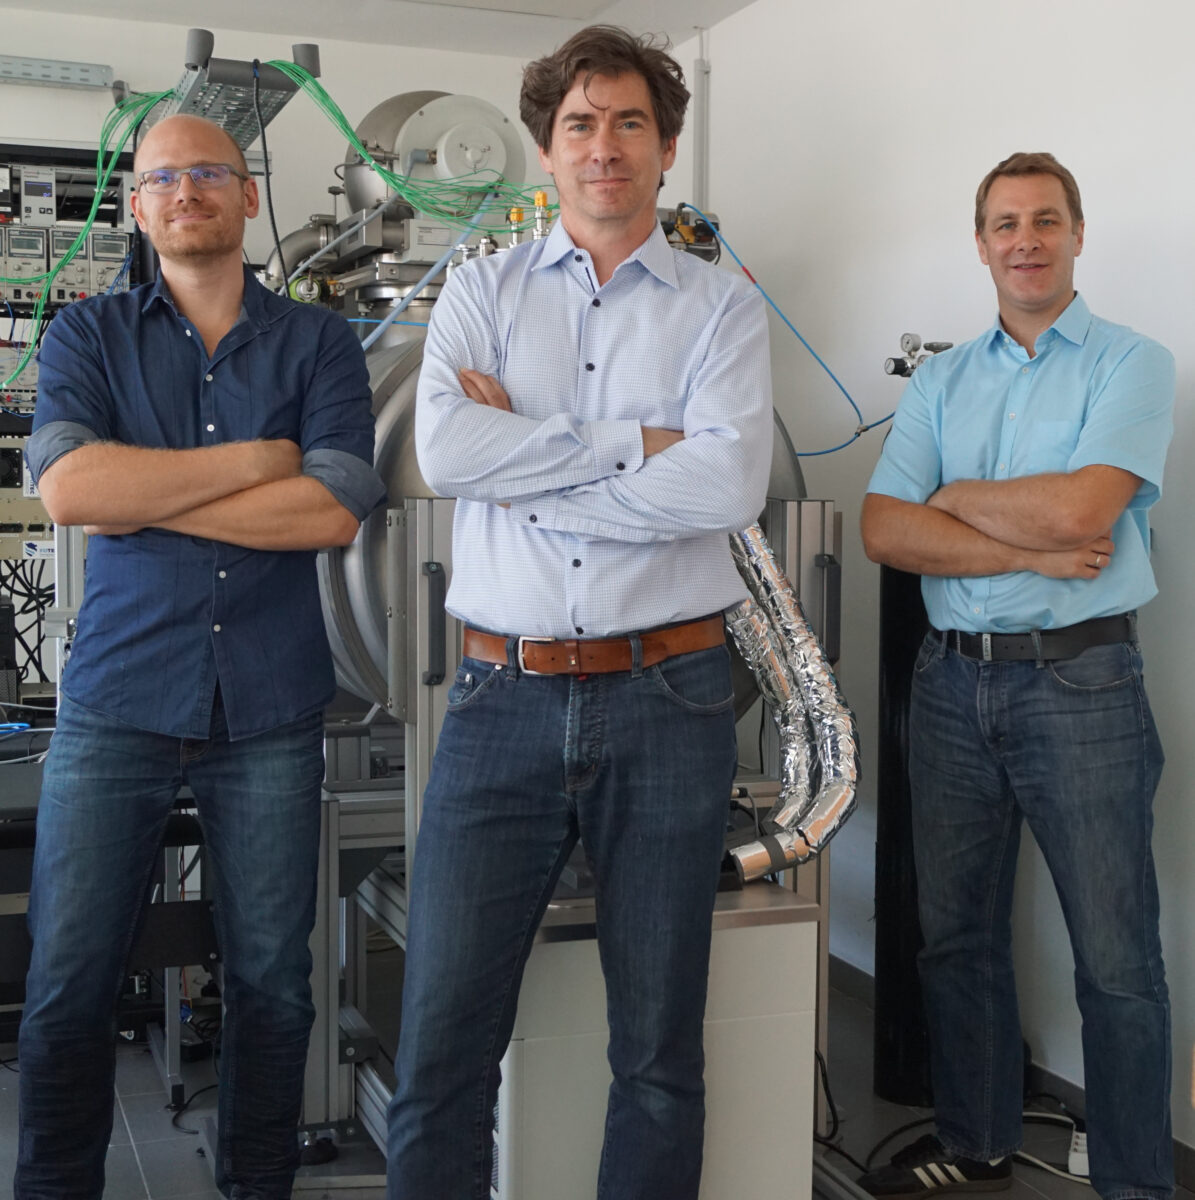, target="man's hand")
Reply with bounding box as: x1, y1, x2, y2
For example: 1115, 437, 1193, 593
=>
1026, 535, 1115, 580
459, 368, 512, 412
642, 427, 684, 458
